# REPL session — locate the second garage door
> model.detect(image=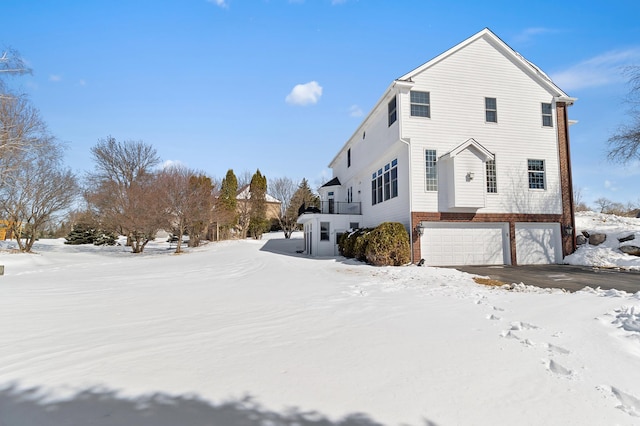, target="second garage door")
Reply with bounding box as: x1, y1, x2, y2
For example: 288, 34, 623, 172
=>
515, 222, 562, 265
420, 222, 510, 266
